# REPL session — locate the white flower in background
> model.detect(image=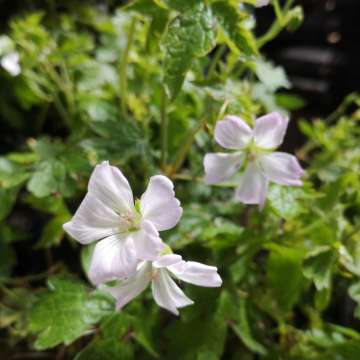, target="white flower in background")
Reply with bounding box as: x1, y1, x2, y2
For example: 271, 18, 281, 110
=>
204, 112, 304, 207
1, 52, 21, 76
63, 161, 182, 285
107, 253, 222, 315
255, 0, 271, 7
